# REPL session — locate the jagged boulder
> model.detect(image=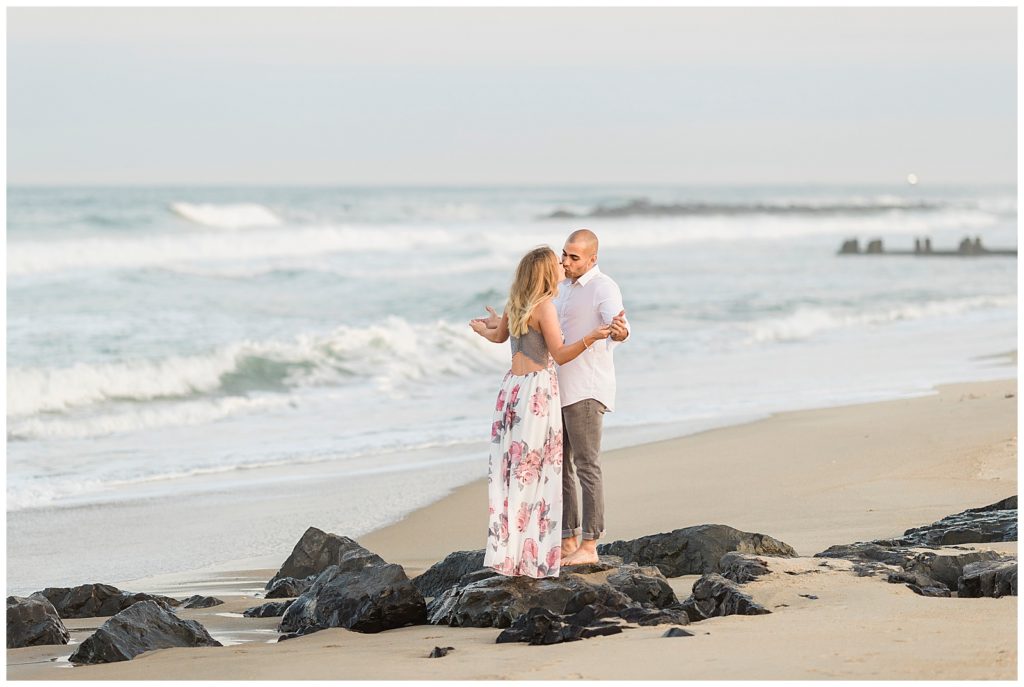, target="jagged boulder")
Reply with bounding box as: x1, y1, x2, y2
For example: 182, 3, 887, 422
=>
267, 527, 387, 590
7, 595, 70, 648
413, 550, 486, 599
68, 600, 220, 664
180, 595, 223, 609
598, 524, 797, 577
31, 584, 179, 619
719, 552, 772, 584
958, 560, 1018, 598
605, 565, 676, 607
266, 575, 317, 599
898, 498, 1017, 546
677, 573, 771, 621
904, 550, 1004, 590
494, 607, 622, 645
243, 600, 294, 618
278, 563, 426, 634
885, 571, 951, 597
